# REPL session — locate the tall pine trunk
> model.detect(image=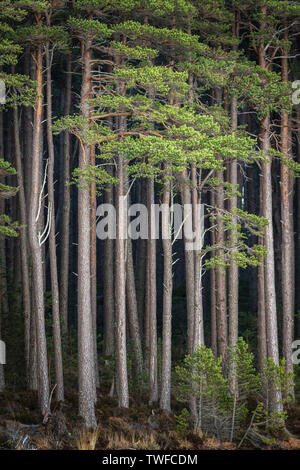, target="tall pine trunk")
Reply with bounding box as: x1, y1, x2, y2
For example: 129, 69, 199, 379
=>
147, 178, 158, 404
258, 10, 283, 413
115, 151, 129, 408
28, 42, 49, 415
78, 39, 97, 427
160, 176, 172, 412
280, 28, 294, 397
45, 42, 64, 402
181, 169, 195, 355
60, 53, 72, 334
13, 105, 31, 381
